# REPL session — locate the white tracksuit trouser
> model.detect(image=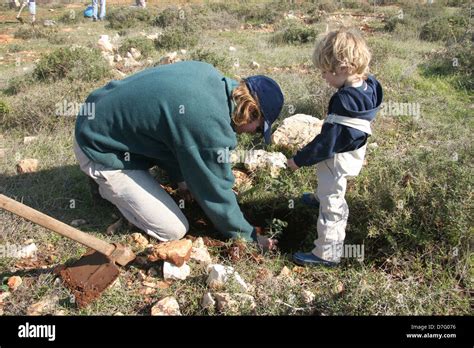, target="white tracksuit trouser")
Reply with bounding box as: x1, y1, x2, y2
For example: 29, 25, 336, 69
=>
311, 144, 367, 262
73, 140, 189, 241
